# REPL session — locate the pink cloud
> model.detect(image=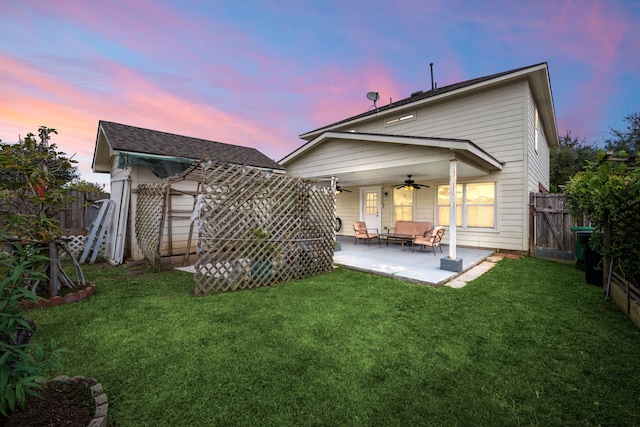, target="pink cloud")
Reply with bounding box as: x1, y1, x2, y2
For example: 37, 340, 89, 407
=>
0, 54, 294, 186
